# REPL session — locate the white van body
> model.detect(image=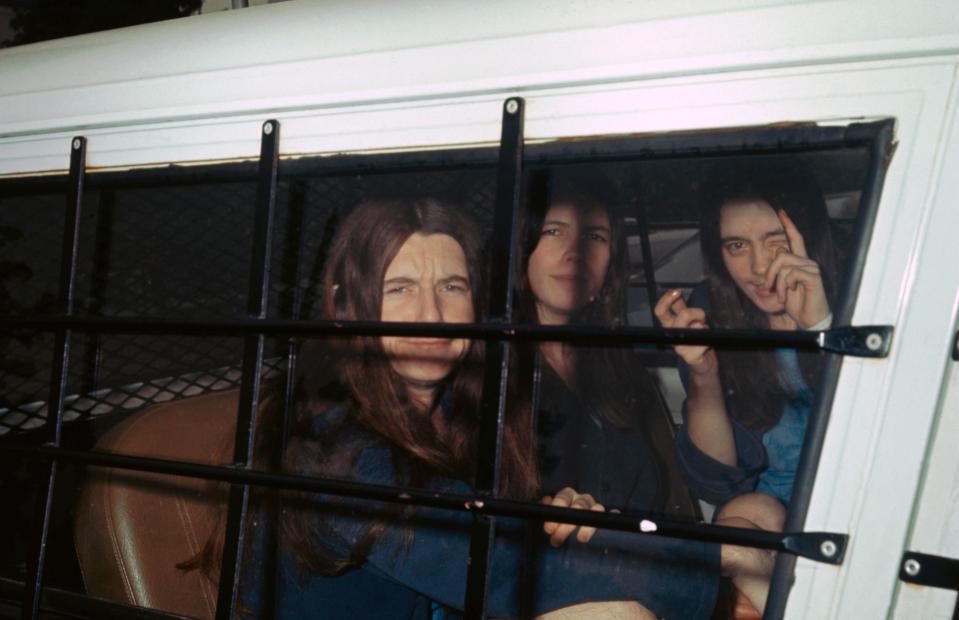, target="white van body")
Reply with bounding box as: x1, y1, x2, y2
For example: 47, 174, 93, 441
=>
1, 1, 958, 618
